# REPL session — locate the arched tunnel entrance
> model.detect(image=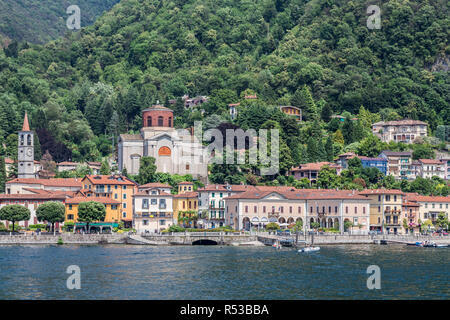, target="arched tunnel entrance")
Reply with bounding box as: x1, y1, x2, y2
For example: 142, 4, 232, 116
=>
192, 239, 218, 245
